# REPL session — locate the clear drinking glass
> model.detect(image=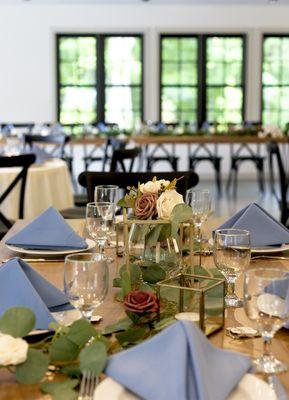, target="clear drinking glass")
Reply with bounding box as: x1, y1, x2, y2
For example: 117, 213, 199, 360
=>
86, 202, 114, 252
214, 229, 251, 308
64, 253, 109, 321
94, 185, 119, 243
244, 267, 289, 374
185, 189, 211, 266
